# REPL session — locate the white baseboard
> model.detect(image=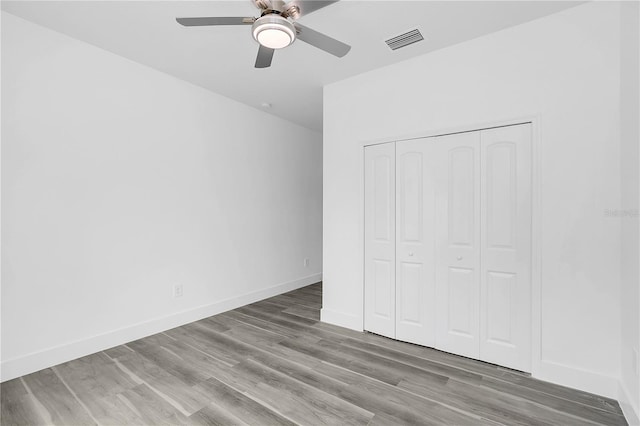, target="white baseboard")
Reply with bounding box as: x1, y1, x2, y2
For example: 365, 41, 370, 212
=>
534, 359, 620, 400
619, 380, 640, 426
320, 307, 363, 331
0, 273, 322, 382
